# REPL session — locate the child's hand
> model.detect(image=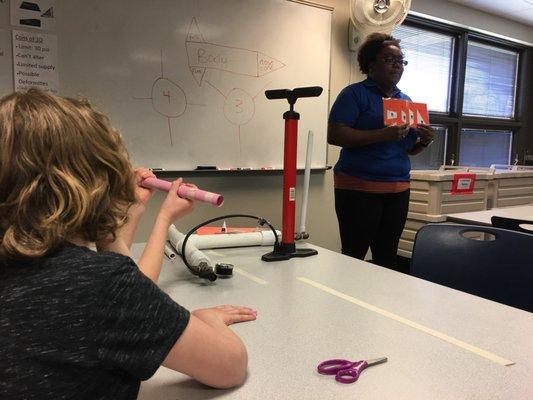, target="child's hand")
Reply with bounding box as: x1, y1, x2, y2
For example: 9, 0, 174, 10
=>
158, 178, 195, 223
193, 305, 258, 326
134, 167, 156, 206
